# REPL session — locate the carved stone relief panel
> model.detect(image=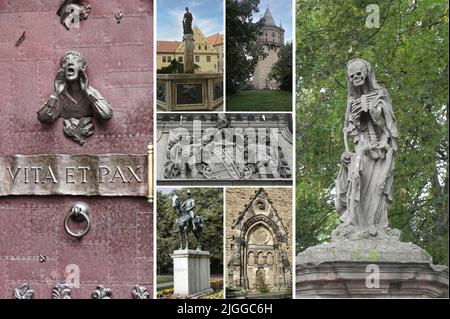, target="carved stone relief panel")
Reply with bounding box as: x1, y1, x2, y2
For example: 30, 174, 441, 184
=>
157, 114, 293, 185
